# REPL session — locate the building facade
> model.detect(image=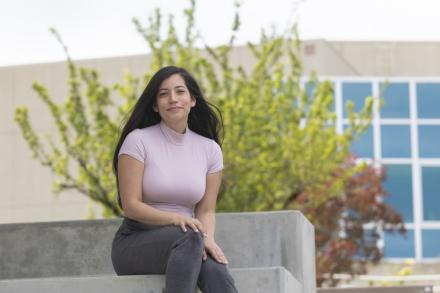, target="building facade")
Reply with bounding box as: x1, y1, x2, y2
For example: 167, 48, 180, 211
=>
313, 77, 440, 261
